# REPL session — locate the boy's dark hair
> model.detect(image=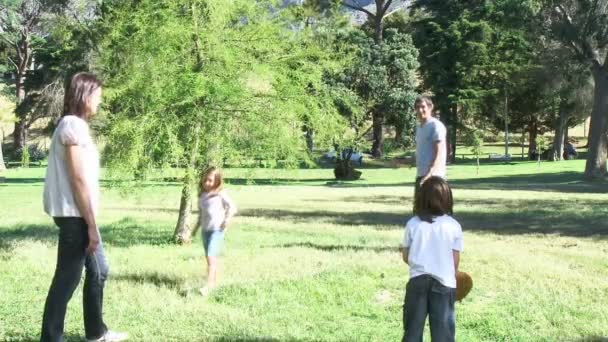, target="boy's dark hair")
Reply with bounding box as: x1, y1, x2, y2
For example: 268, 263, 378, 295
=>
414, 176, 453, 223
